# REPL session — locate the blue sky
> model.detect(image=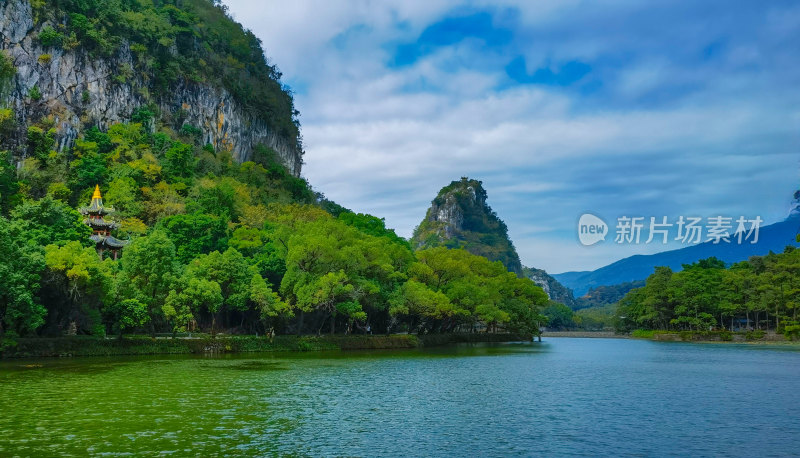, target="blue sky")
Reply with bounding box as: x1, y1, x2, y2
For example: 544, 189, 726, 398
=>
225, 0, 800, 274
